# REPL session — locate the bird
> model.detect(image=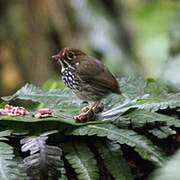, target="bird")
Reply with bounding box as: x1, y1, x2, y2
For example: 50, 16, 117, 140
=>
52, 47, 121, 122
